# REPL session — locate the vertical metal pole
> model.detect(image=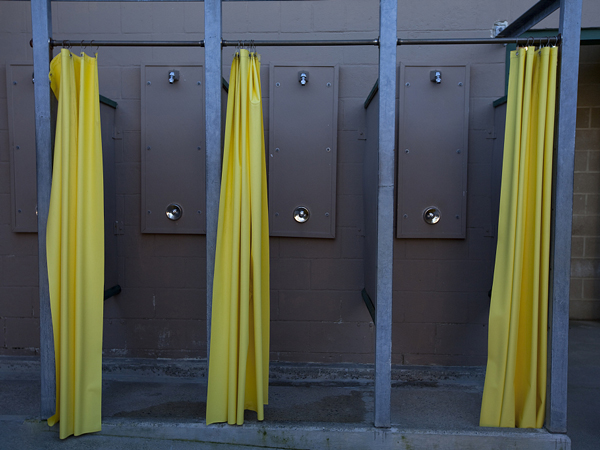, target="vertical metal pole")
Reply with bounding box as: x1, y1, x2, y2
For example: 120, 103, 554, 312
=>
205, 0, 222, 362
31, 0, 55, 419
546, 0, 582, 433
374, 0, 397, 428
